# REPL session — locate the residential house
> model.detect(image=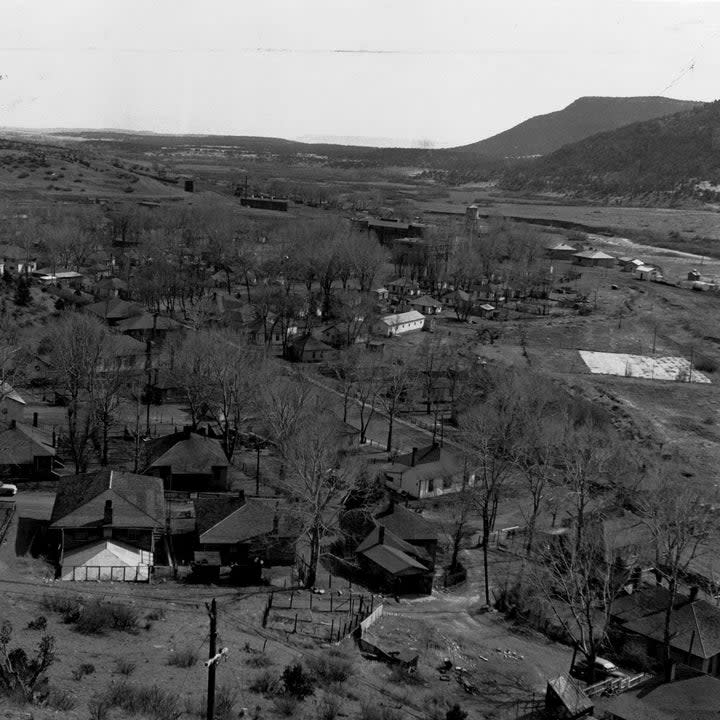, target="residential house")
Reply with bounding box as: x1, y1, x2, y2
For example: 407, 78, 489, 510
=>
93, 276, 128, 299
34, 268, 85, 287
246, 313, 299, 348
376, 310, 425, 337
49, 469, 165, 581
0, 244, 37, 275
100, 334, 147, 374
623, 591, 720, 676
478, 303, 496, 319
599, 672, 720, 720
86, 297, 144, 326
618, 257, 645, 272
634, 265, 663, 282
572, 250, 616, 268
387, 277, 420, 299
409, 295, 442, 315
545, 242, 578, 261
372, 287, 389, 302
0, 420, 60, 482
374, 502, 438, 566
611, 585, 674, 626
194, 496, 296, 571
115, 312, 184, 344
0, 383, 26, 423
356, 524, 434, 595
383, 444, 474, 500
143, 431, 229, 492
287, 334, 334, 363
